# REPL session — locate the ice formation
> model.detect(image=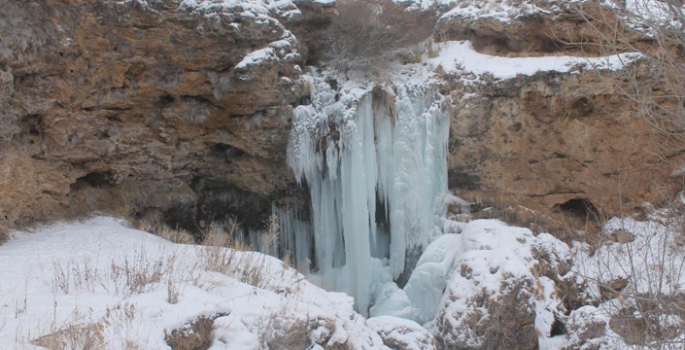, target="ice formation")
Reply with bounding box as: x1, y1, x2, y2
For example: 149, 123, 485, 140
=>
283, 74, 450, 315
